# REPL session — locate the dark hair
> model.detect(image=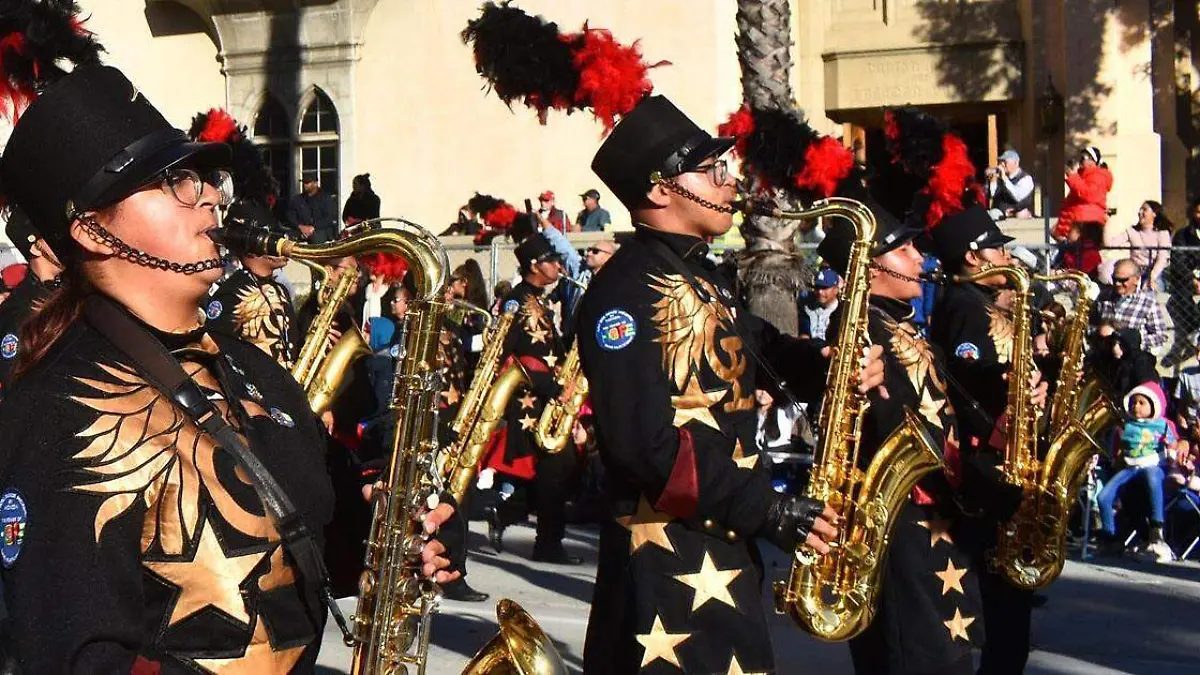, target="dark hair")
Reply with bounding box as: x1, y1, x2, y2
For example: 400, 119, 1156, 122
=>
1190, 197, 1200, 227
493, 280, 513, 305
14, 255, 89, 381
454, 258, 489, 309
1072, 220, 1105, 245
354, 173, 372, 191
1141, 200, 1172, 231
